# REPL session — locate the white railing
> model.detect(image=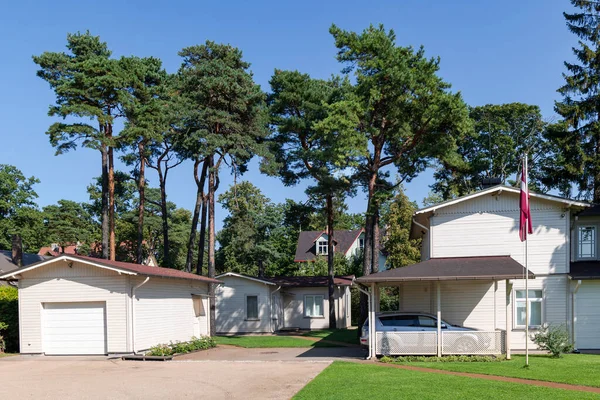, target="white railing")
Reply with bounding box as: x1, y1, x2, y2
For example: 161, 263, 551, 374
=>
375, 330, 505, 356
